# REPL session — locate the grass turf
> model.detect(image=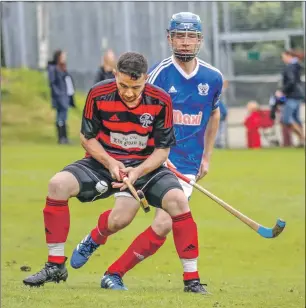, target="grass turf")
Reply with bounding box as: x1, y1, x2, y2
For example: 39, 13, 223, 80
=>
1, 145, 305, 308
1, 68, 304, 307
1, 68, 85, 145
